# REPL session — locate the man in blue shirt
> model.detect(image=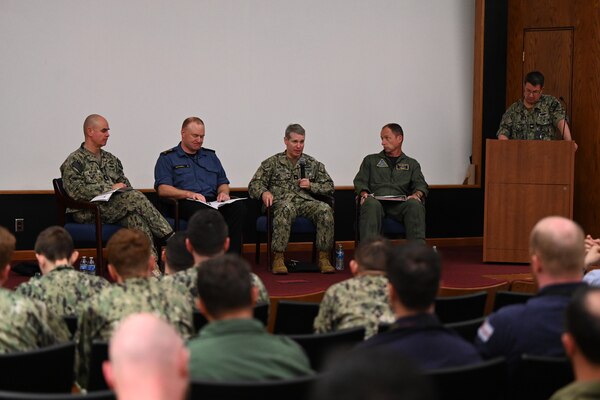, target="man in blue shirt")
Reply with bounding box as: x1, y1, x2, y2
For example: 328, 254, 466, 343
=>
154, 117, 246, 254
476, 216, 585, 372
360, 243, 482, 370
